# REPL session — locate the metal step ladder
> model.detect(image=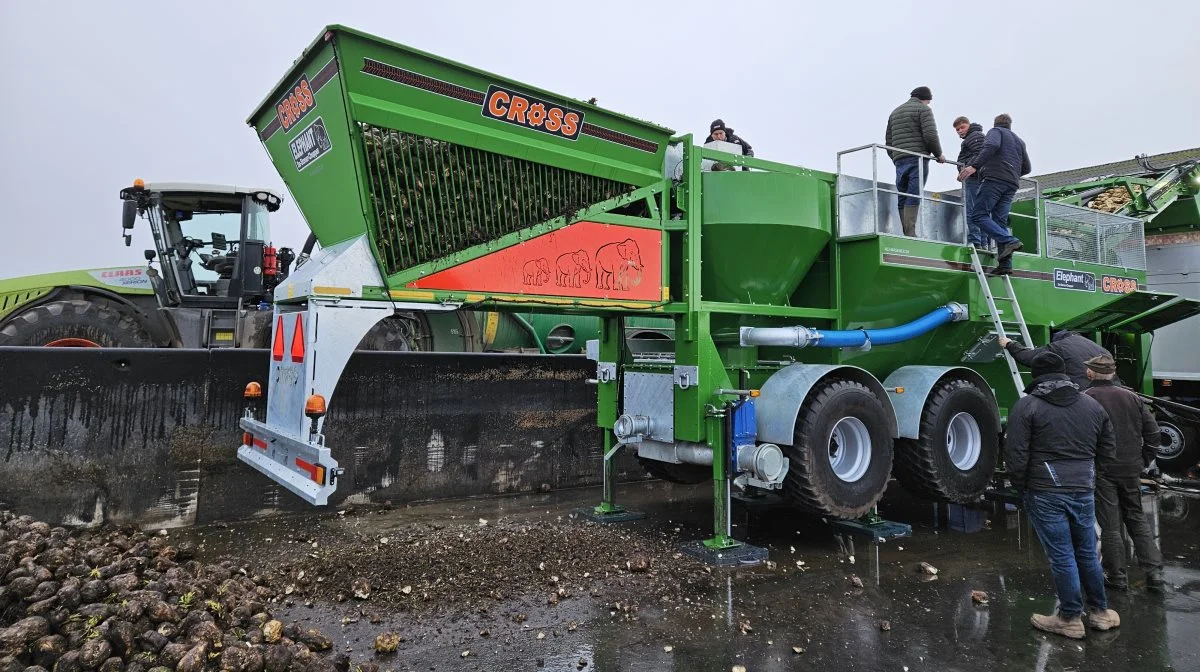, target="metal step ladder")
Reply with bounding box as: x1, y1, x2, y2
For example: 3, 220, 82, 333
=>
968, 248, 1033, 397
